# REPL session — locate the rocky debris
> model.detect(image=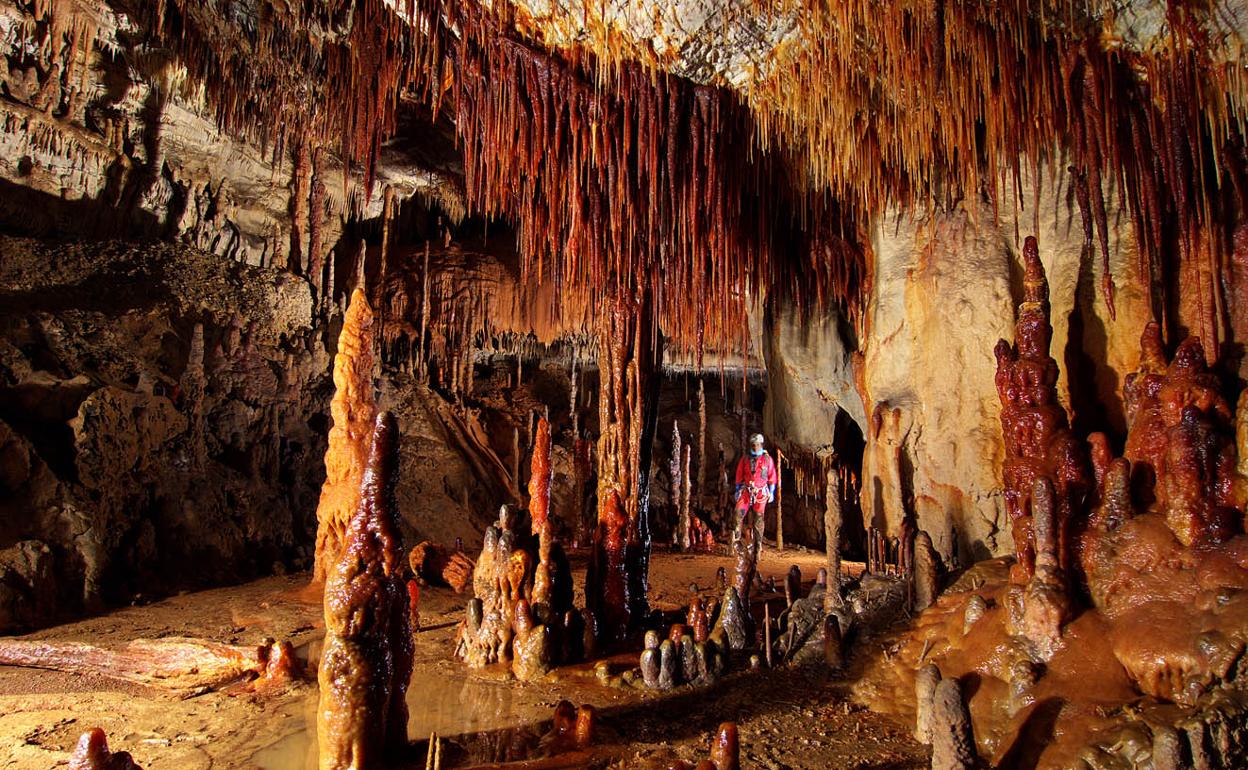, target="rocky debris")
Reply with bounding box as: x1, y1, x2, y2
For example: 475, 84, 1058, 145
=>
0, 636, 301, 696
0, 539, 56, 630
408, 541, 475, 593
